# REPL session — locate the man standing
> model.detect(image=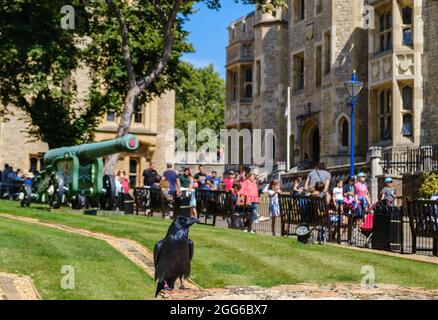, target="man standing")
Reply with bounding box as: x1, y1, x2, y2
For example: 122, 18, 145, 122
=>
162, 163, 178, 194
305, 162, 331, 194
194, 165, 208, 188
143, 162, 159, 187
0, 164, 10, 196
209, 171, 221, 190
